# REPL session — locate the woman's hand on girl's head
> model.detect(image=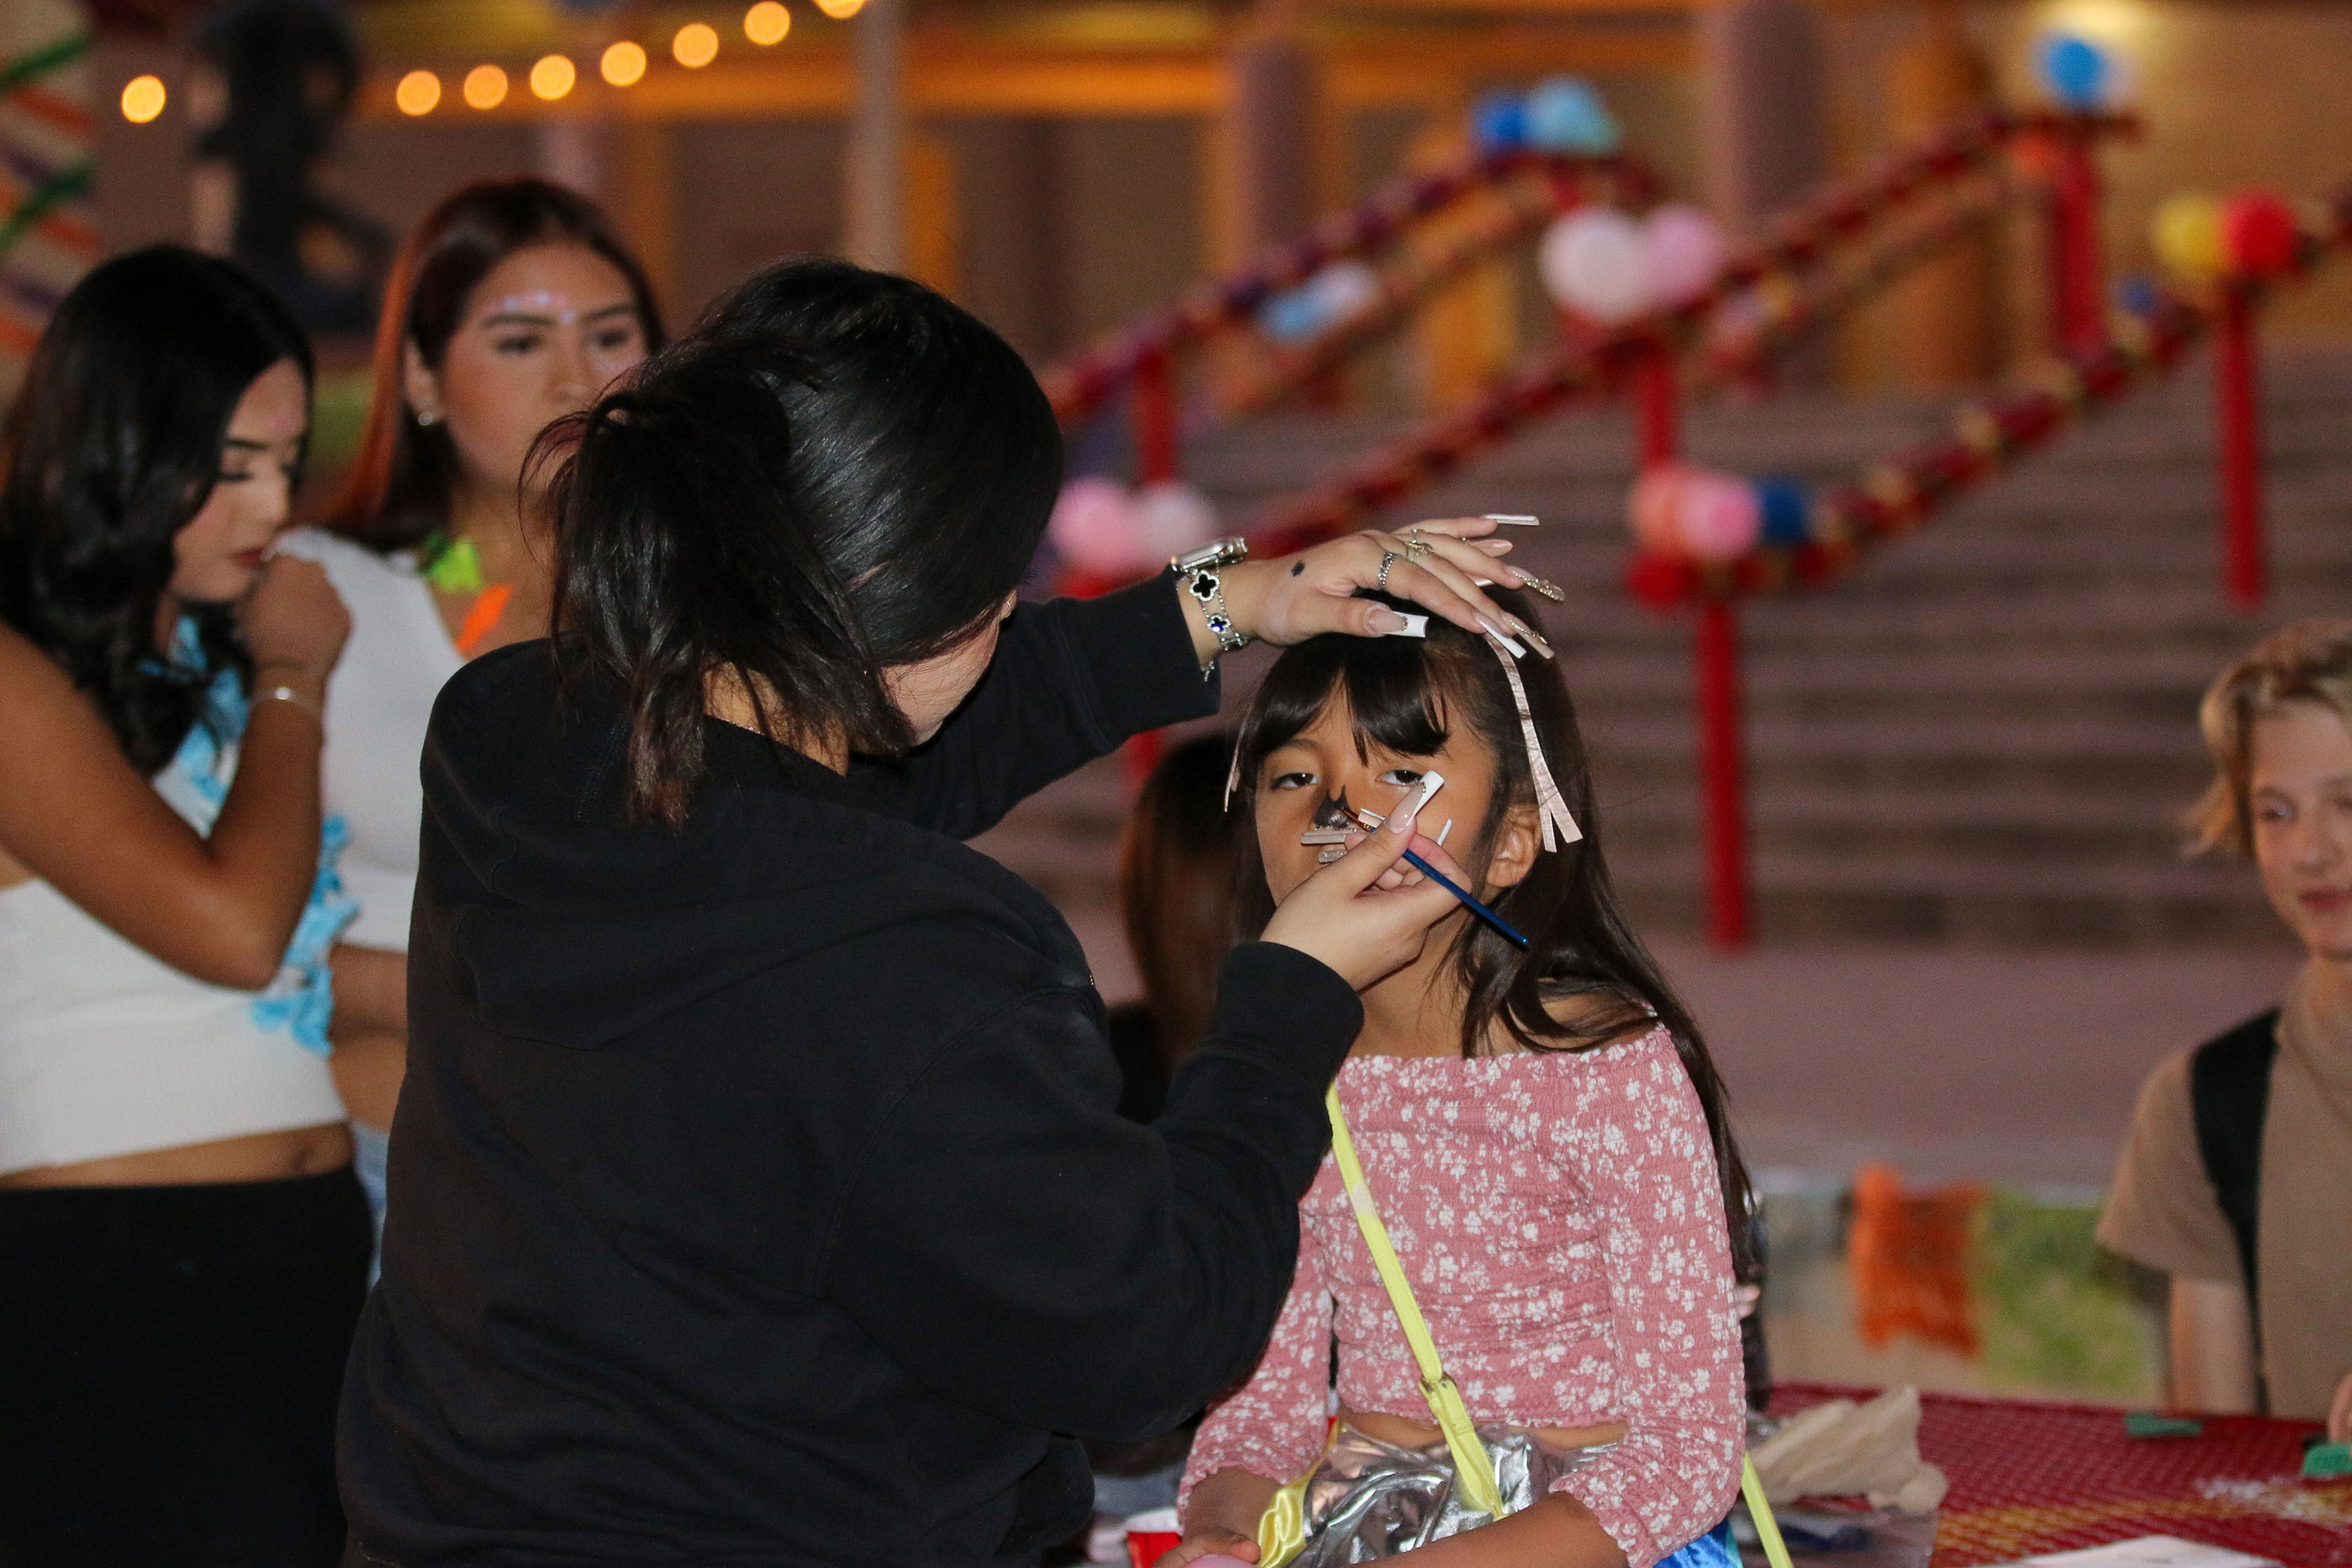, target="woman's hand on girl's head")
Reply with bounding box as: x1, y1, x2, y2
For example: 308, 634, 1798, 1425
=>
1218, 517, 1551, 654
1261, 791, 1464, 991
238, 556, 349, 688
